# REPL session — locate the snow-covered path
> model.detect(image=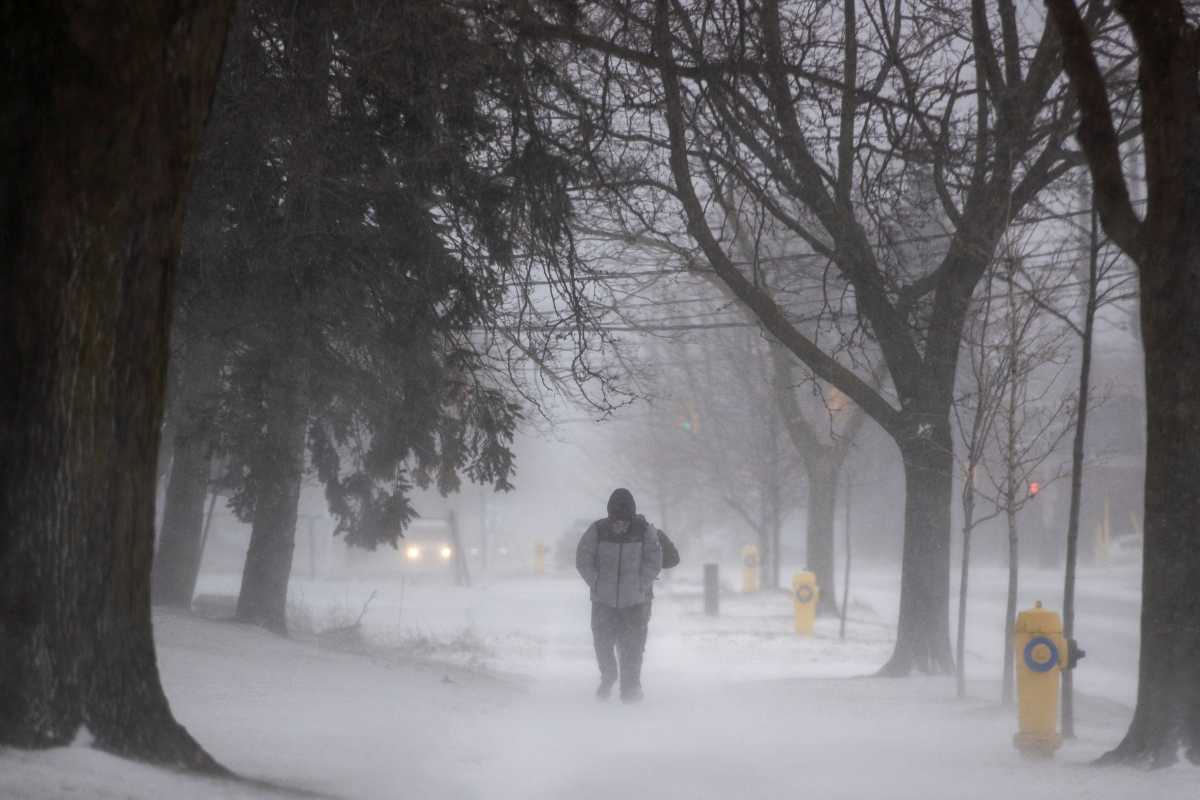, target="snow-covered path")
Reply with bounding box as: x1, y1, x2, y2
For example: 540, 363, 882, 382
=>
2, 569, 1194, 799
467, 675, 1144, 800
